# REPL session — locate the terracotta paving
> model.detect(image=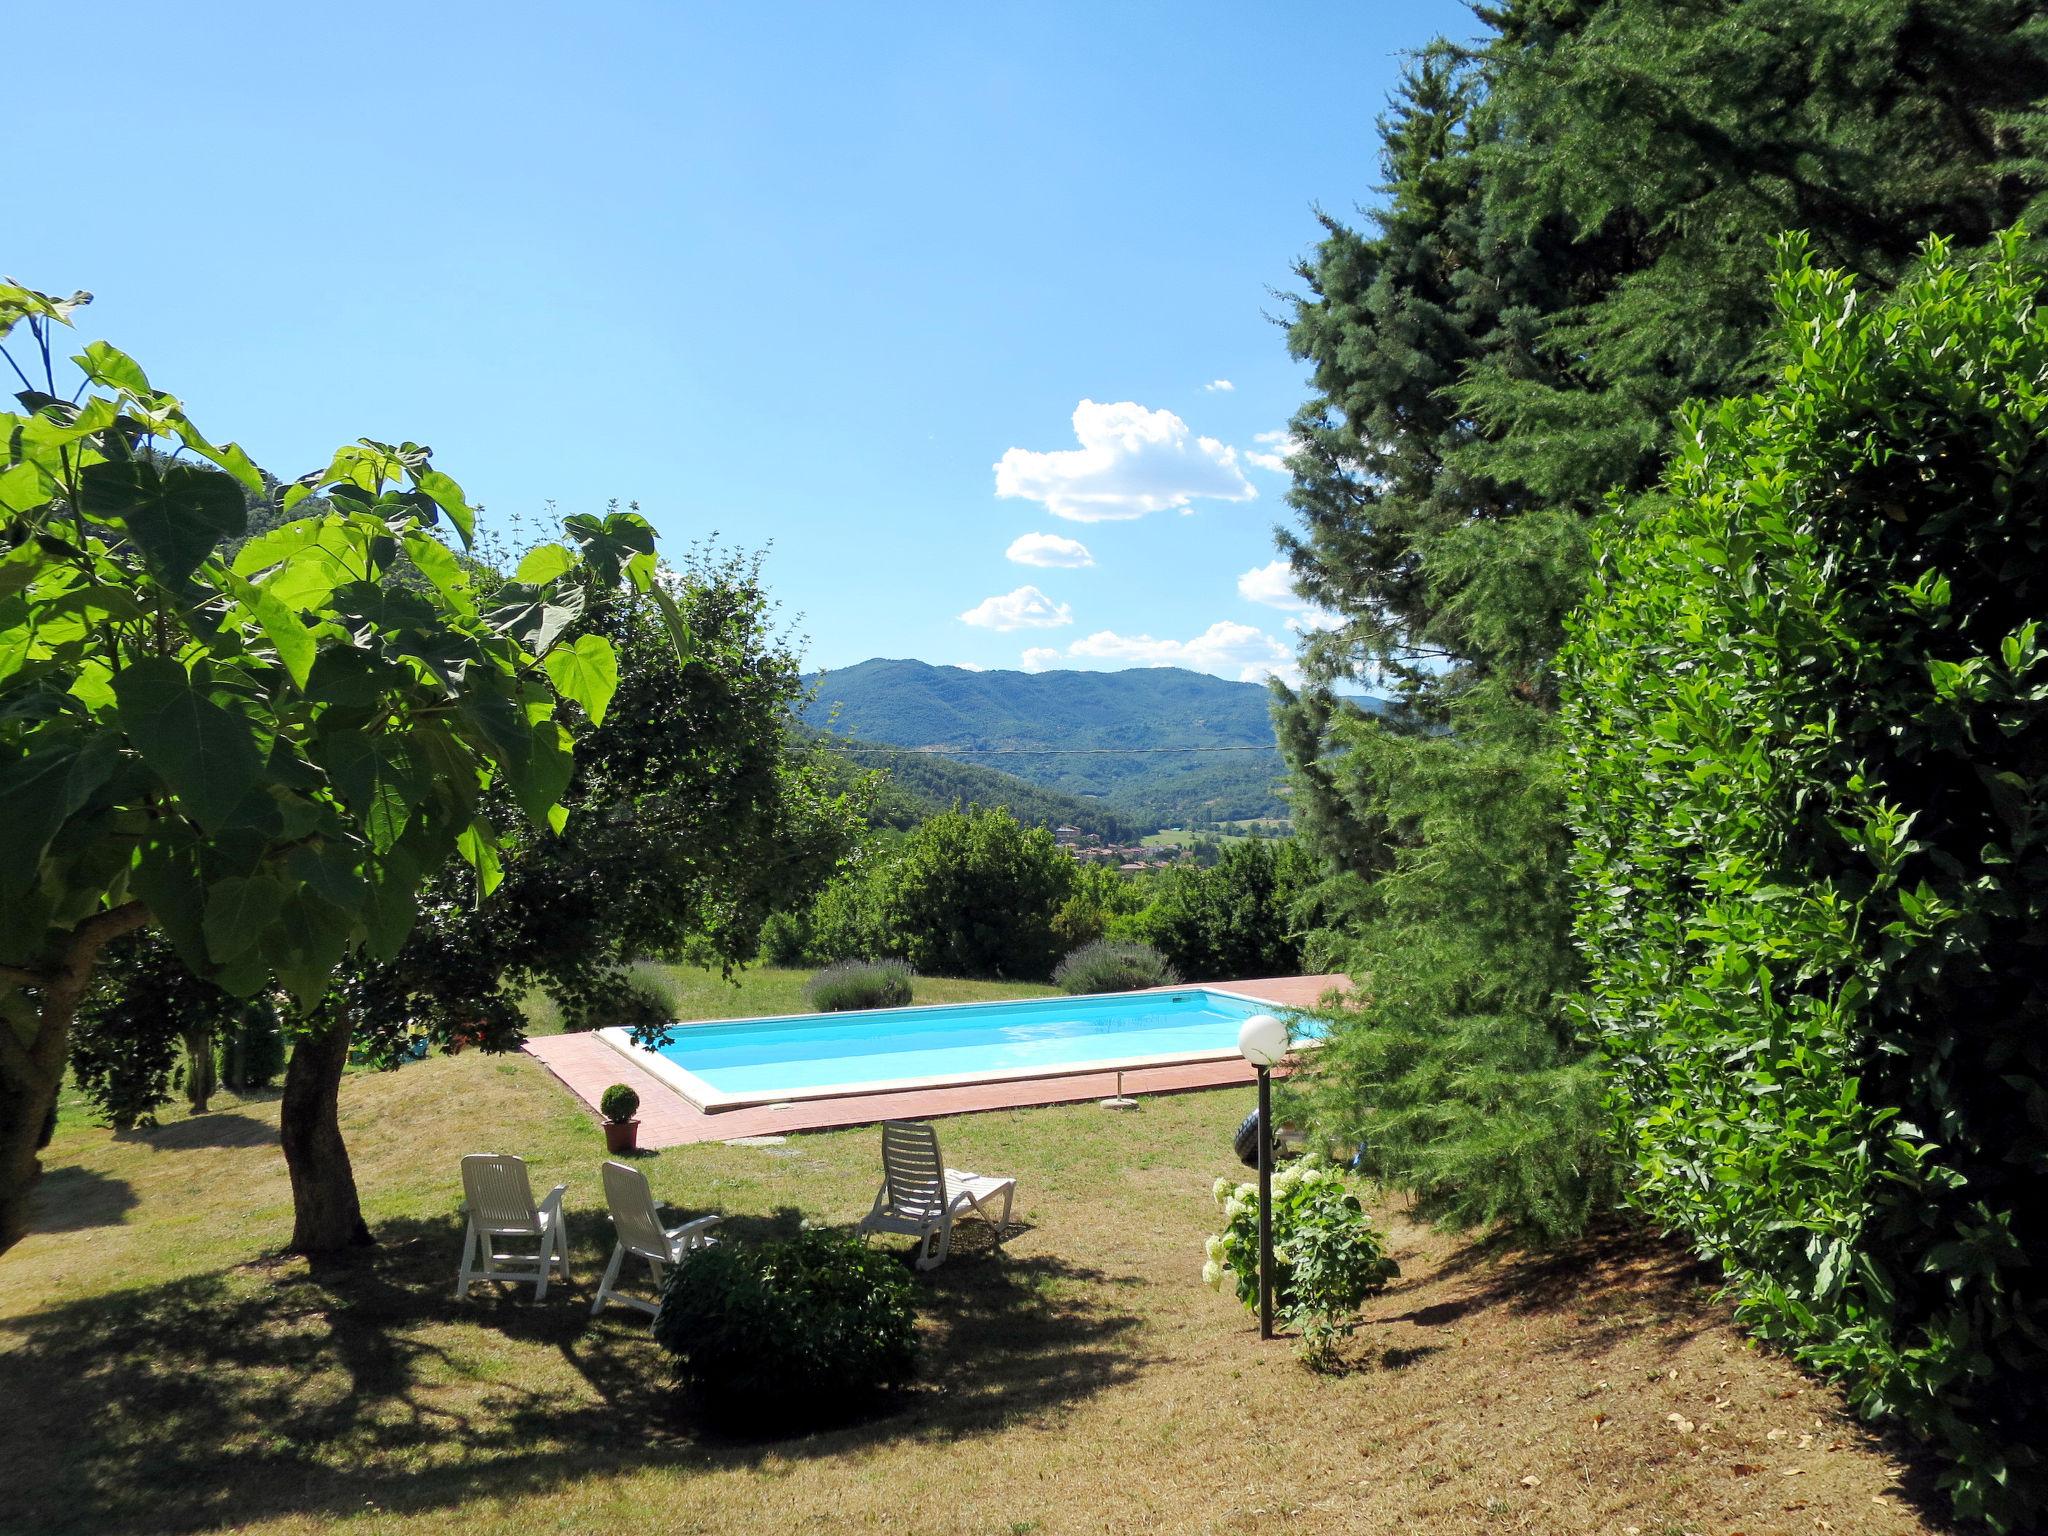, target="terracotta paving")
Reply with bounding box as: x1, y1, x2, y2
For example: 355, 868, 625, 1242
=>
521, 974, 1348, 1146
